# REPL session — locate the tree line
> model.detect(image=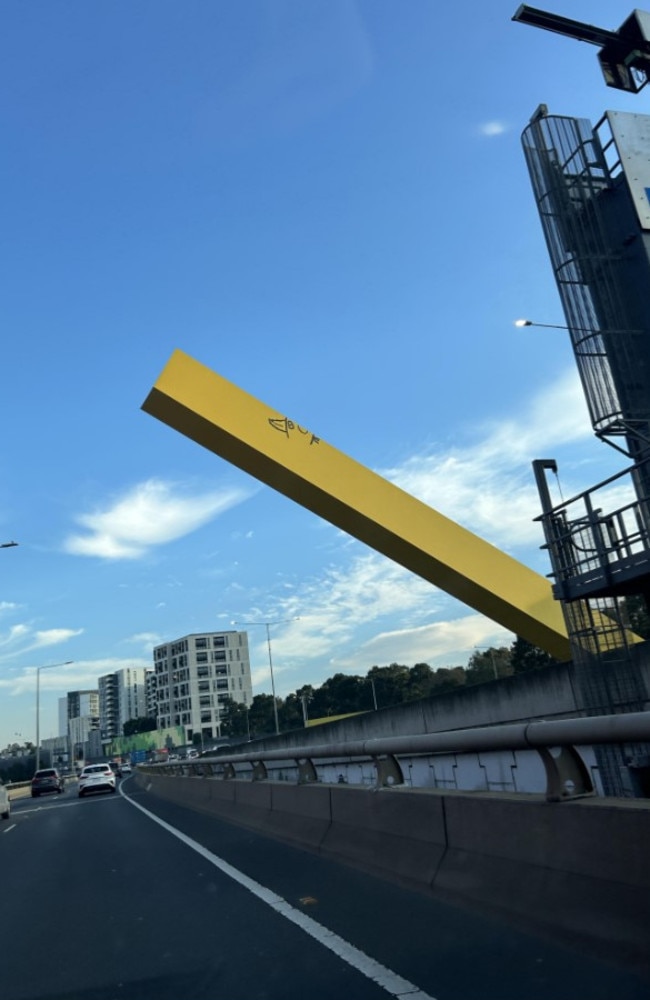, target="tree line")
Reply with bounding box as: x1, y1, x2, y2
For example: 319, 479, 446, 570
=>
217, 636, 559, 740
